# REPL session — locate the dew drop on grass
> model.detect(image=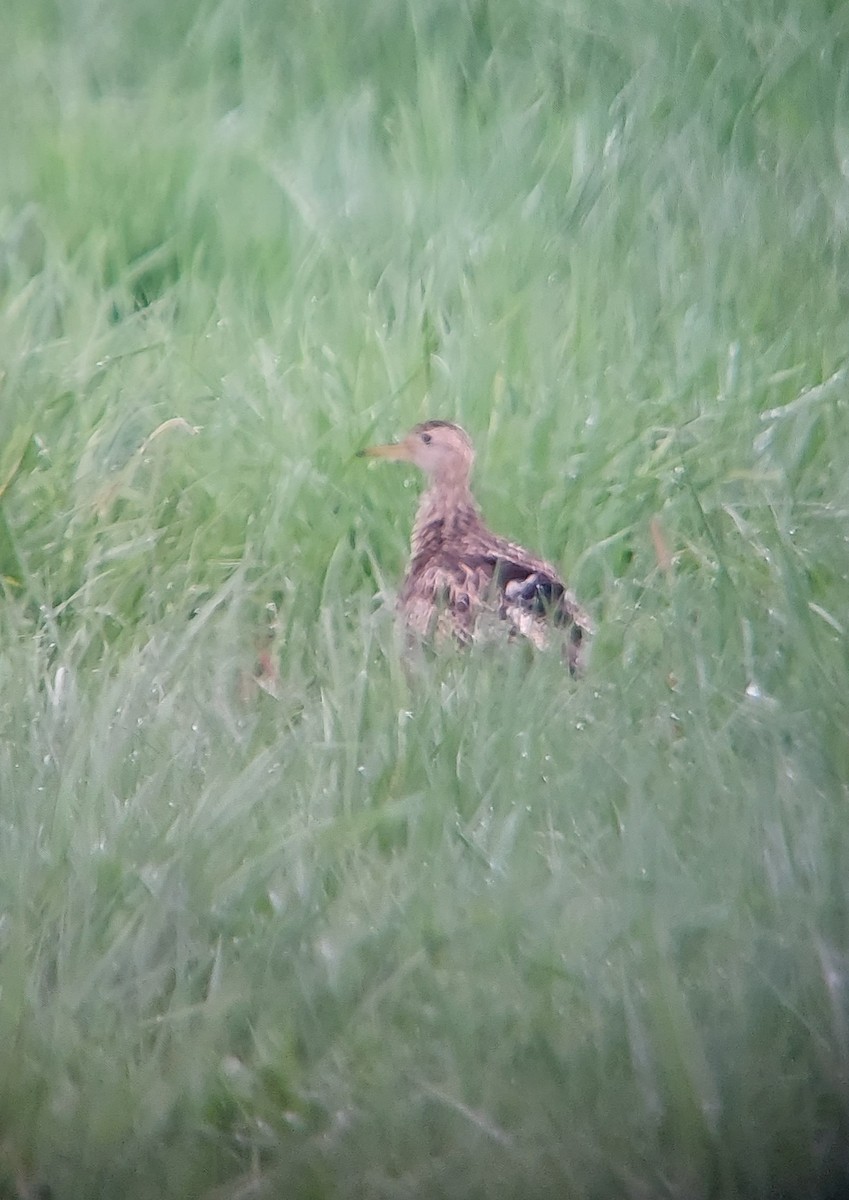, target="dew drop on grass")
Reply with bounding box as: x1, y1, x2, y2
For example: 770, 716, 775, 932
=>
283, 1110, 307, 1132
